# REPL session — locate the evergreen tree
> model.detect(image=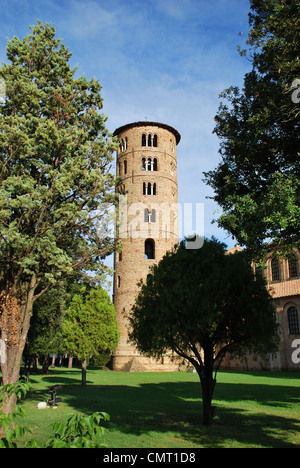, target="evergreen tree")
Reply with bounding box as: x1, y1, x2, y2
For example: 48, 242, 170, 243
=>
0, 22, 117, 412
62, 288, 119, 386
